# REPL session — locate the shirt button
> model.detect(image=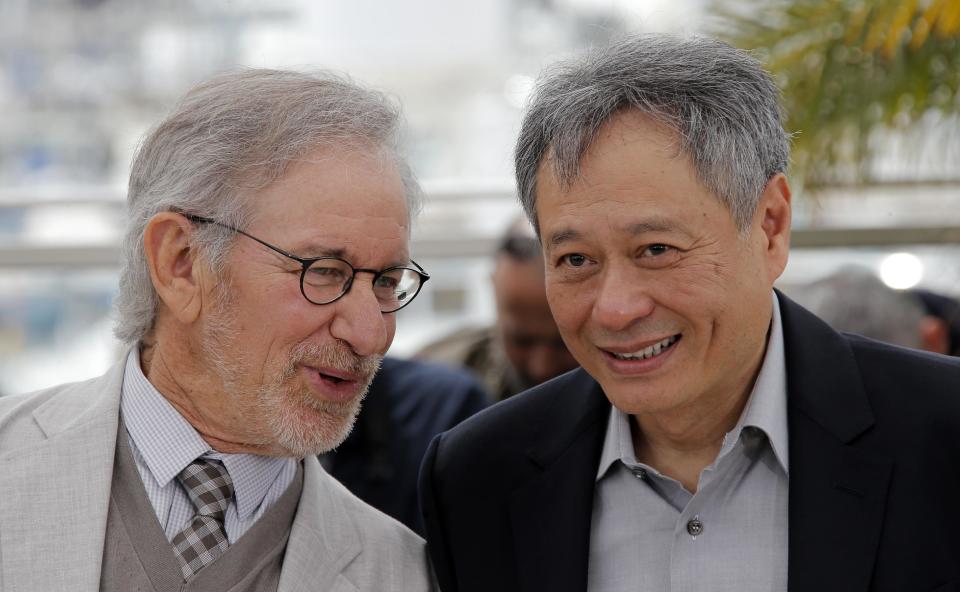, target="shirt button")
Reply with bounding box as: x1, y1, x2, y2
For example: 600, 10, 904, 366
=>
631, 468, 647, 480
686, 518, 704, 537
